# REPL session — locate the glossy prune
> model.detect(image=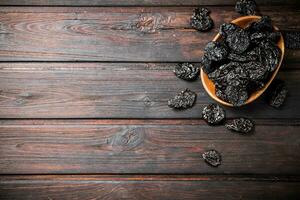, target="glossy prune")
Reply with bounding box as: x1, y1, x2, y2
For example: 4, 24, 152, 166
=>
235, 0, 256, 16
202, 150, 222, 167
204, 41, 228, 62
168, 88, 197, 109
225, 118, 254, 134
174, 63, 199, 81
190, 7, 214, 32
202, 103, 226, 125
